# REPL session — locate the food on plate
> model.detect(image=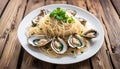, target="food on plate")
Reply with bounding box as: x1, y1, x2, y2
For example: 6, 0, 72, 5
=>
26, 8, 98, 57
